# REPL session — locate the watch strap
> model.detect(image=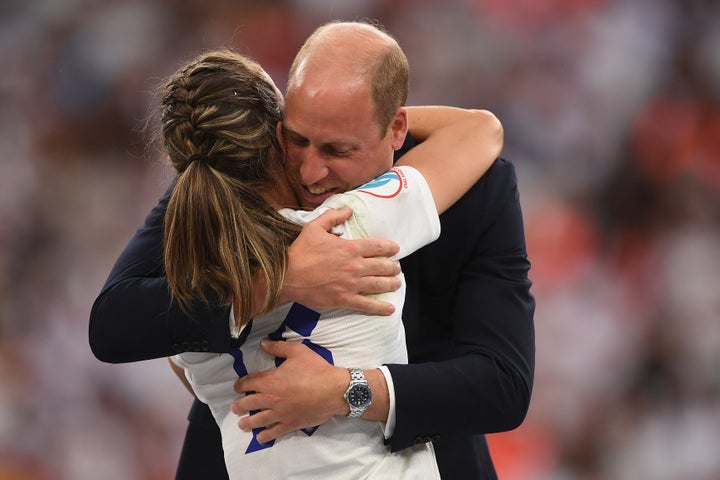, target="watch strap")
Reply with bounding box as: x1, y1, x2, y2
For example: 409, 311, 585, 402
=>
344, 368, 371, 418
